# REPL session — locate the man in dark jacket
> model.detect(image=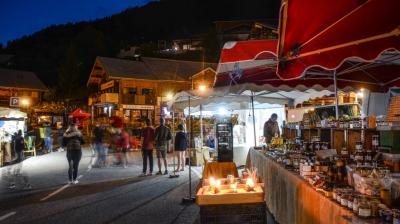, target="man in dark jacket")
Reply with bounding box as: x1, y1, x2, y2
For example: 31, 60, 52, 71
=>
263, 113, 280, 144
154, 118, 172, 175
14, 130, 25, 163
63, 124, 85, 184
